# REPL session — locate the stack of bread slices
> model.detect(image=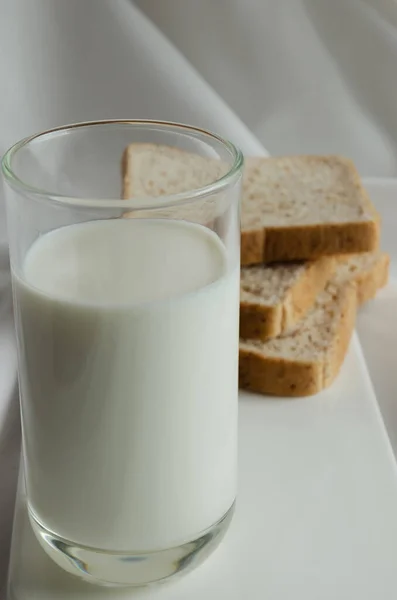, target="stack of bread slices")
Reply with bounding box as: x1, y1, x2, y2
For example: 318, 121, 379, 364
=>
240, 156, 388, 396
122, 146, 389, 397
